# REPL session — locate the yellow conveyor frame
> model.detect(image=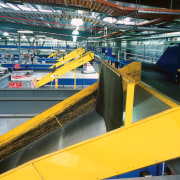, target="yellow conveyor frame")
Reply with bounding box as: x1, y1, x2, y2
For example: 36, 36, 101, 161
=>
0, 60, 180, 180
0, 106, 180, 180
36, 51, 94, 88
49, 47, 85, 69
48, 50, 59, 58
